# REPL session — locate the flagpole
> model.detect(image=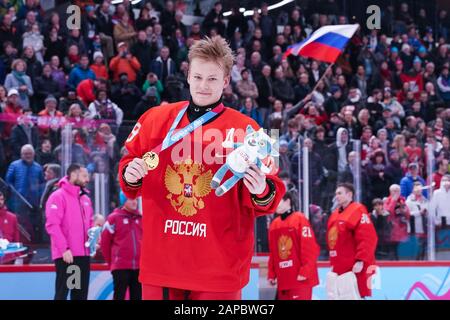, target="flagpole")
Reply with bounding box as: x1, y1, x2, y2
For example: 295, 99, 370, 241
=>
311, 62, 334, 93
